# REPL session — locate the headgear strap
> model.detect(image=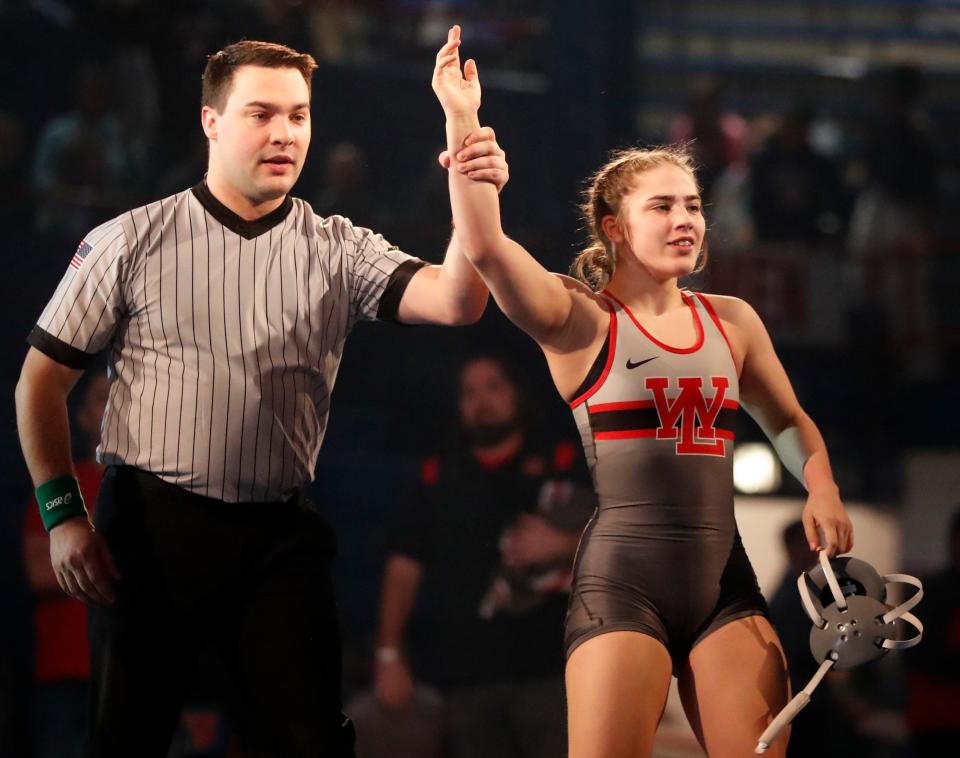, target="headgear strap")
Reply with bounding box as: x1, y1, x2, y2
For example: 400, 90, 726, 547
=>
756, 551, 923, 753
